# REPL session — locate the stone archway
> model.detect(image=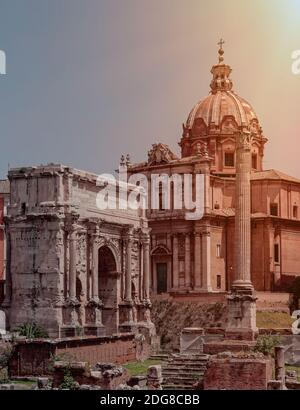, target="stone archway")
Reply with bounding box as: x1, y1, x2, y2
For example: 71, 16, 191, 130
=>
98, 245, 119, 332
